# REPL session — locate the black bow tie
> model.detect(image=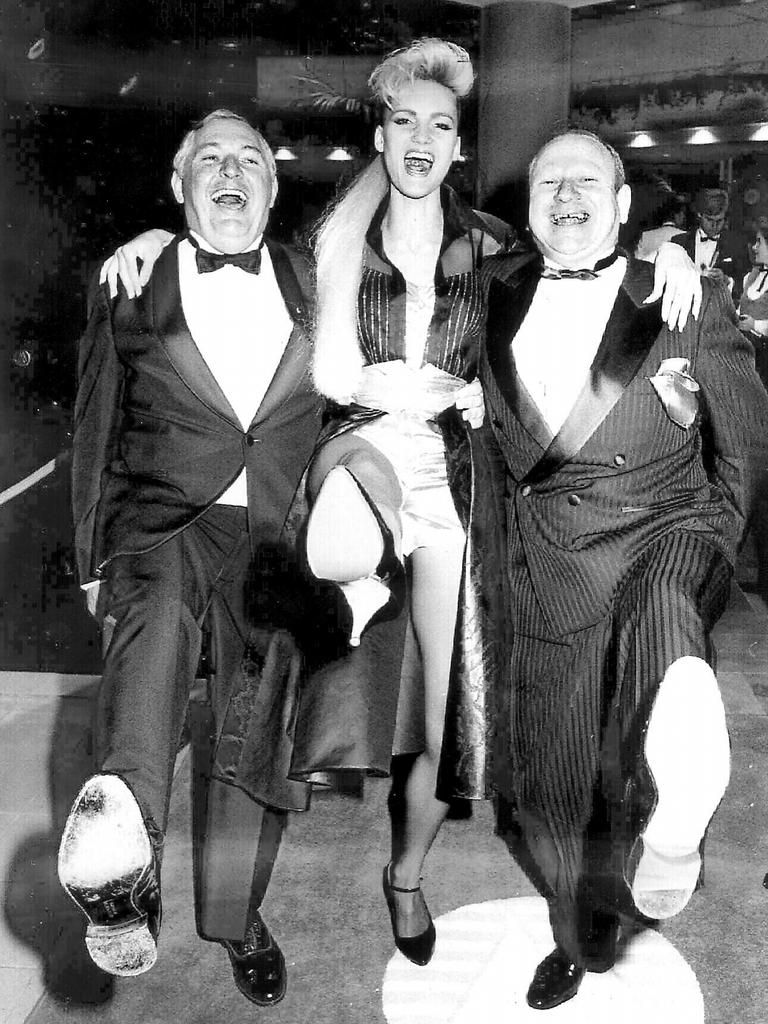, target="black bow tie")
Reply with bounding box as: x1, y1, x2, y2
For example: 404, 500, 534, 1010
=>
189, 236, 262, 275
699, 232, 720, 243
540, 250, 620, 281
